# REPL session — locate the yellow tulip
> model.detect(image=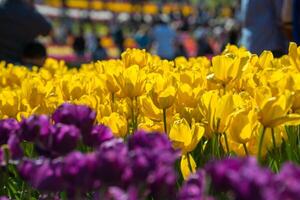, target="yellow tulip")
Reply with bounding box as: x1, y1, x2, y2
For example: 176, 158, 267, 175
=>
102, 62, 123, 94
150, 74, 177, 109
115, 65, 146, 98
0, 90, 19, 118
180, 154, 196, 180
102, 112, 128, 137
121, 48, 152, 68
200, 91, 236, 135
177, 83, 203, 108
228, 108, 258, 144
139, 95, 162, 121
138, 117, 164, 133
257, 91, 300, 127
208, 54, 248, 85
169, 118, 204, 154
